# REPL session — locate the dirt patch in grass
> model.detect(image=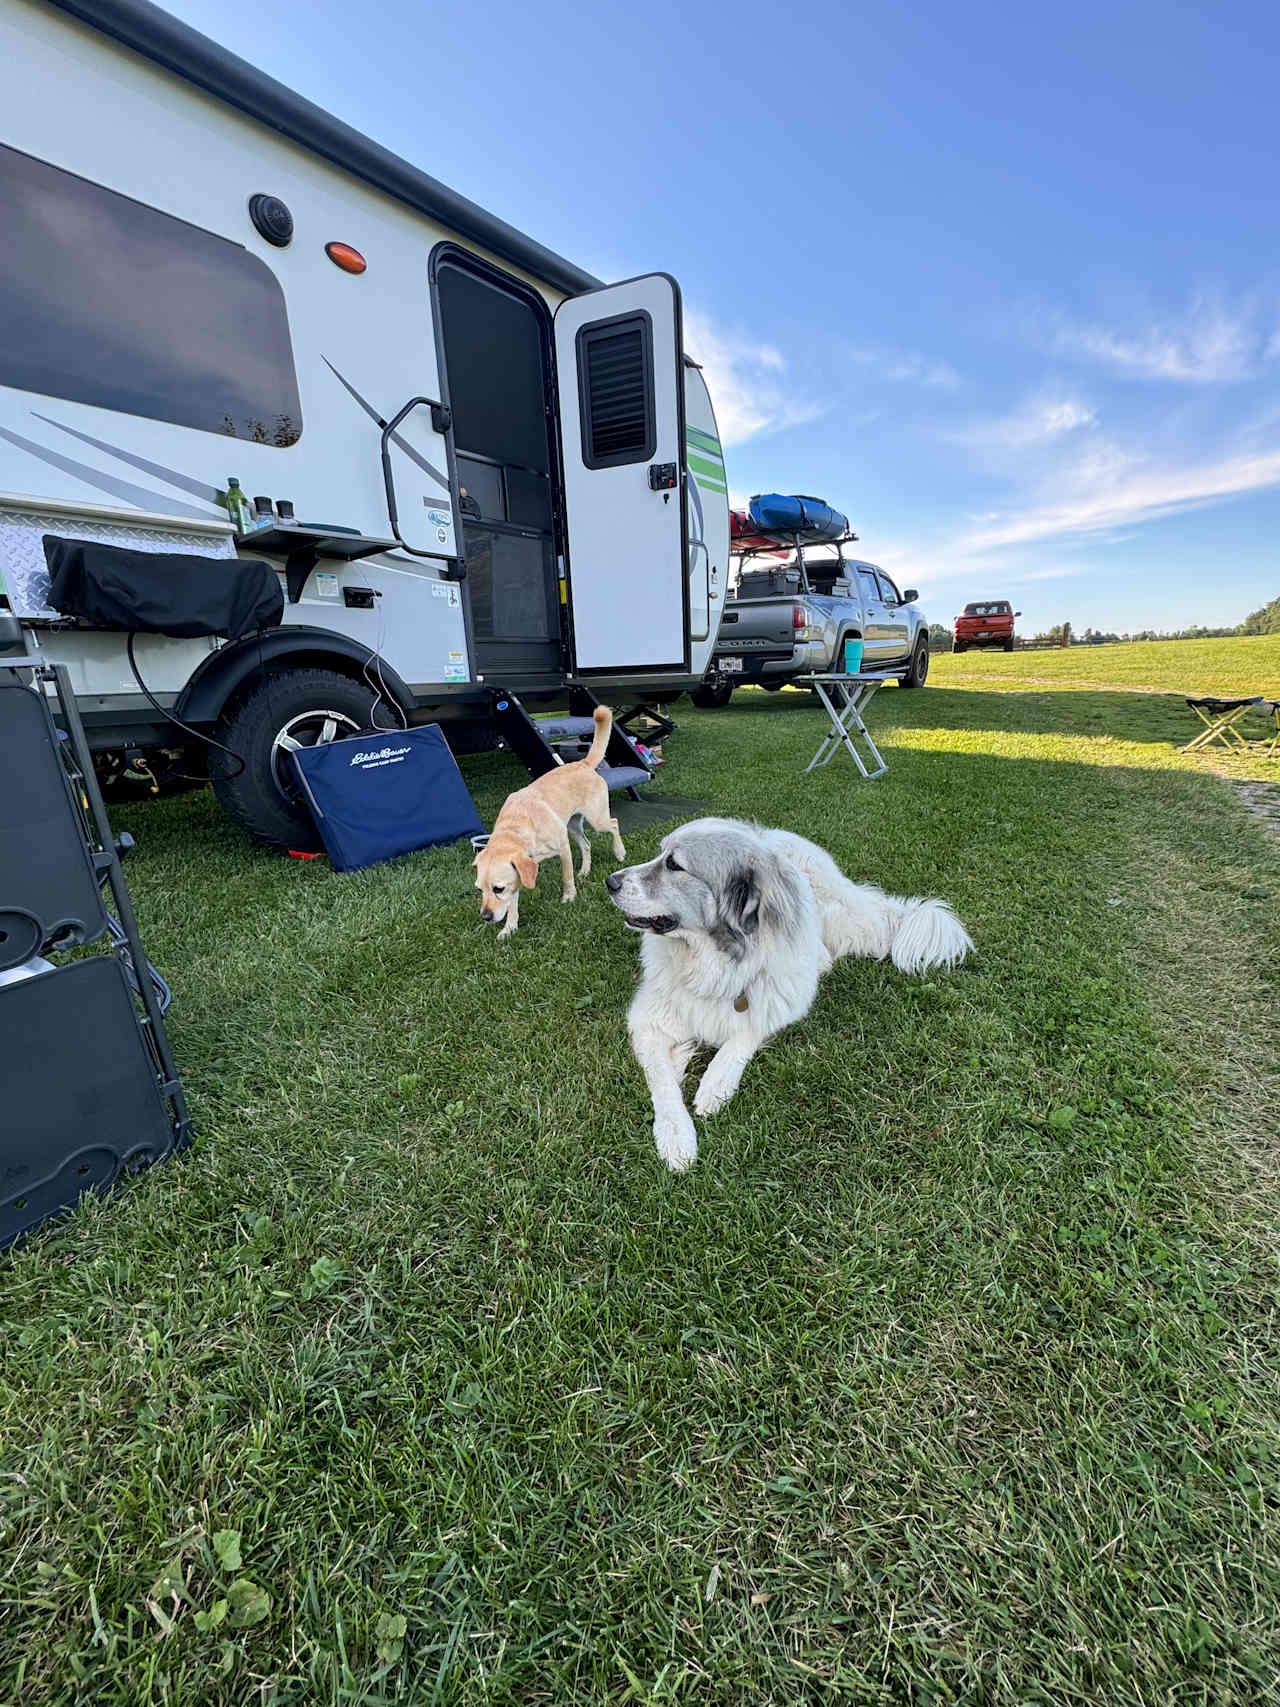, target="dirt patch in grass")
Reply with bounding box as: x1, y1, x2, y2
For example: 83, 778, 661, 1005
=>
1232, 779, 1280, 845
